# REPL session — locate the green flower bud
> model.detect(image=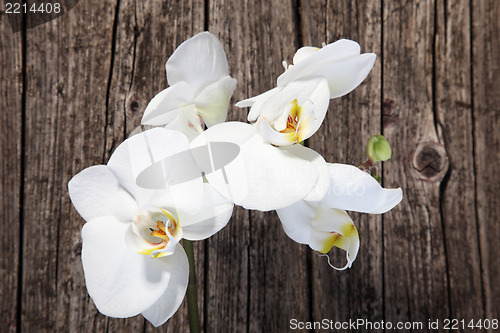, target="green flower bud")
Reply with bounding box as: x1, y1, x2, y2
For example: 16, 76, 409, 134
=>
367, 135, 392, 162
